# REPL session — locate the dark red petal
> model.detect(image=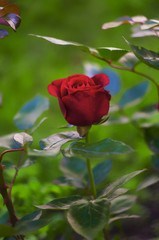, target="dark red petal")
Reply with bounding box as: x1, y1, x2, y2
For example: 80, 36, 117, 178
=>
47, 78, 66, 98
92, 73, 109, 87
62, 90, 110, 126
